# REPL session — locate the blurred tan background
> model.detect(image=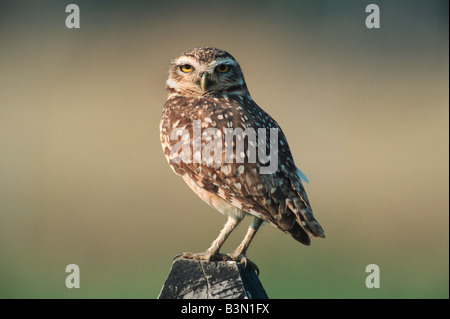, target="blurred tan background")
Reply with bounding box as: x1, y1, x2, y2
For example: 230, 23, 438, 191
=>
0, 0, 448, 298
